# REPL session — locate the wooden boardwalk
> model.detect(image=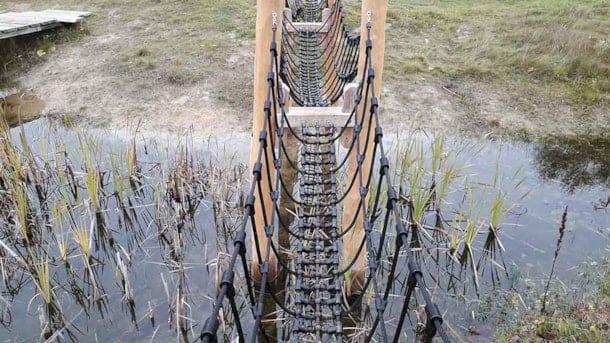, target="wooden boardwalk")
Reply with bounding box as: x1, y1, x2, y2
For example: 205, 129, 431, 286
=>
0, 10, 91, 40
